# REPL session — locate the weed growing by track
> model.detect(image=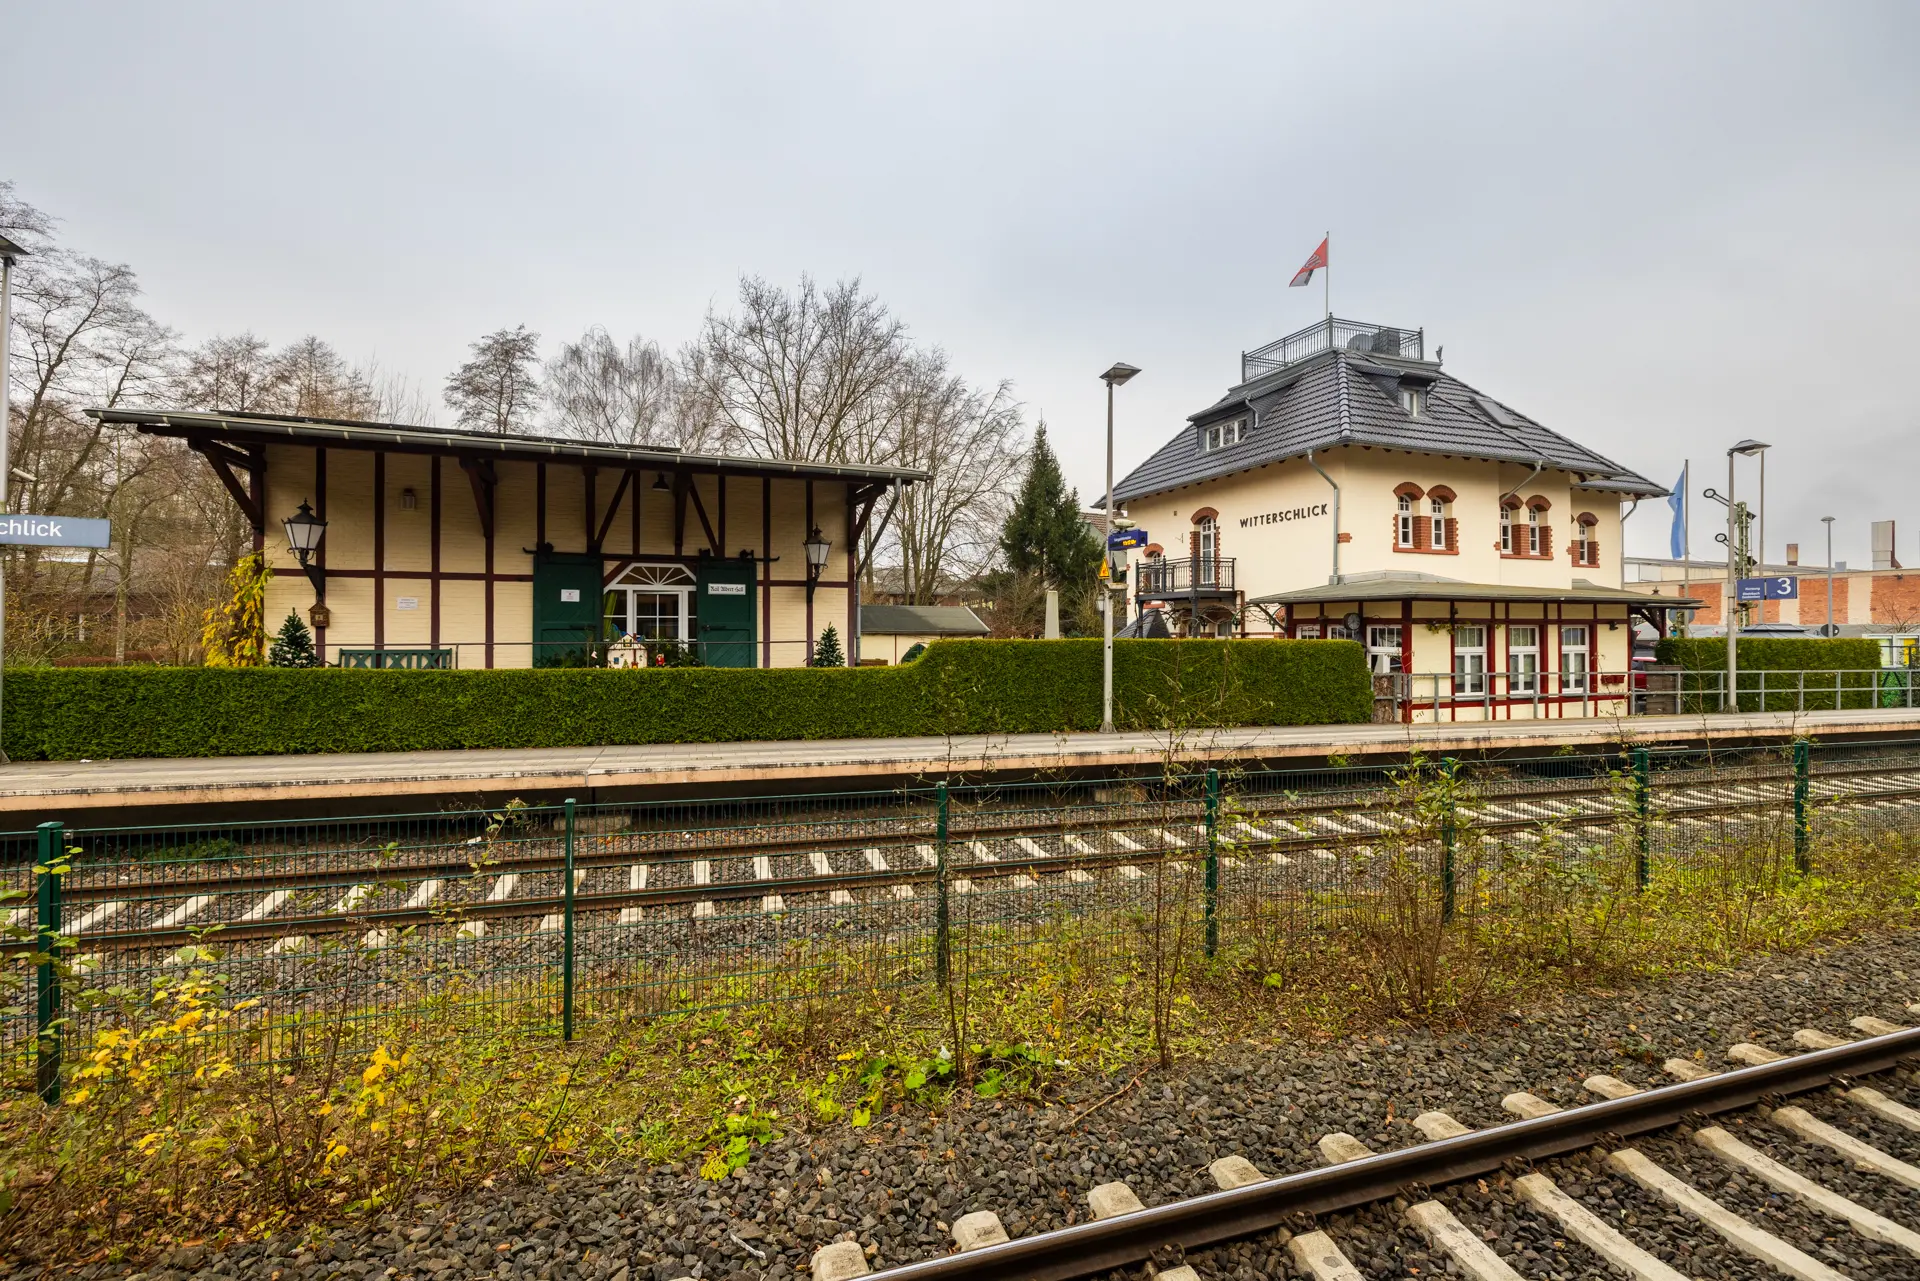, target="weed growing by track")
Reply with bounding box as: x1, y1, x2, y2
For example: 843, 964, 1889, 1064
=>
7, 773, 1920, 1268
